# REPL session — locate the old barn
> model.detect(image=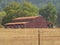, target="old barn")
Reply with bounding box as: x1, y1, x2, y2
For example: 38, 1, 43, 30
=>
4, 16, 52, 28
